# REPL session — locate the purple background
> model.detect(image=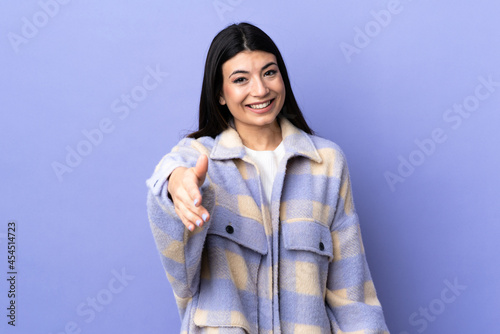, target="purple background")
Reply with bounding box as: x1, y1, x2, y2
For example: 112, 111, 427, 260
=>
1, 1, 499, 333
